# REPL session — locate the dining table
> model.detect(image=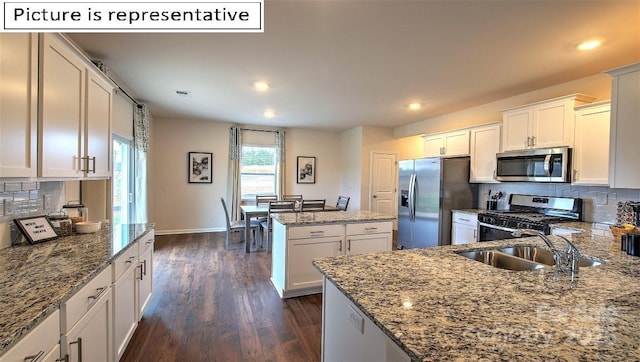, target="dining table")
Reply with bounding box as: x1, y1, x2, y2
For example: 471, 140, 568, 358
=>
240, 204, 341, 253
